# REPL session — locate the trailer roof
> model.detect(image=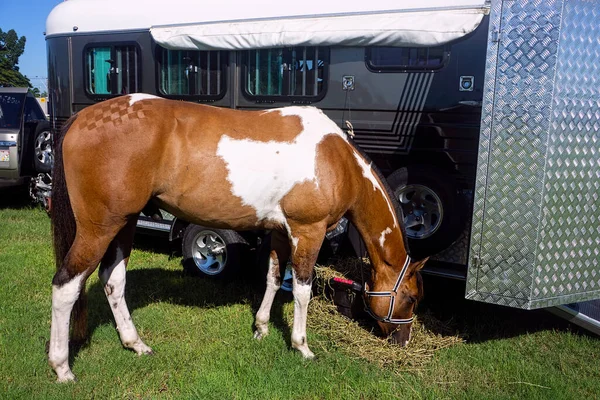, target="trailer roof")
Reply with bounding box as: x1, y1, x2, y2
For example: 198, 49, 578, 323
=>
46, 0, 489, 49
